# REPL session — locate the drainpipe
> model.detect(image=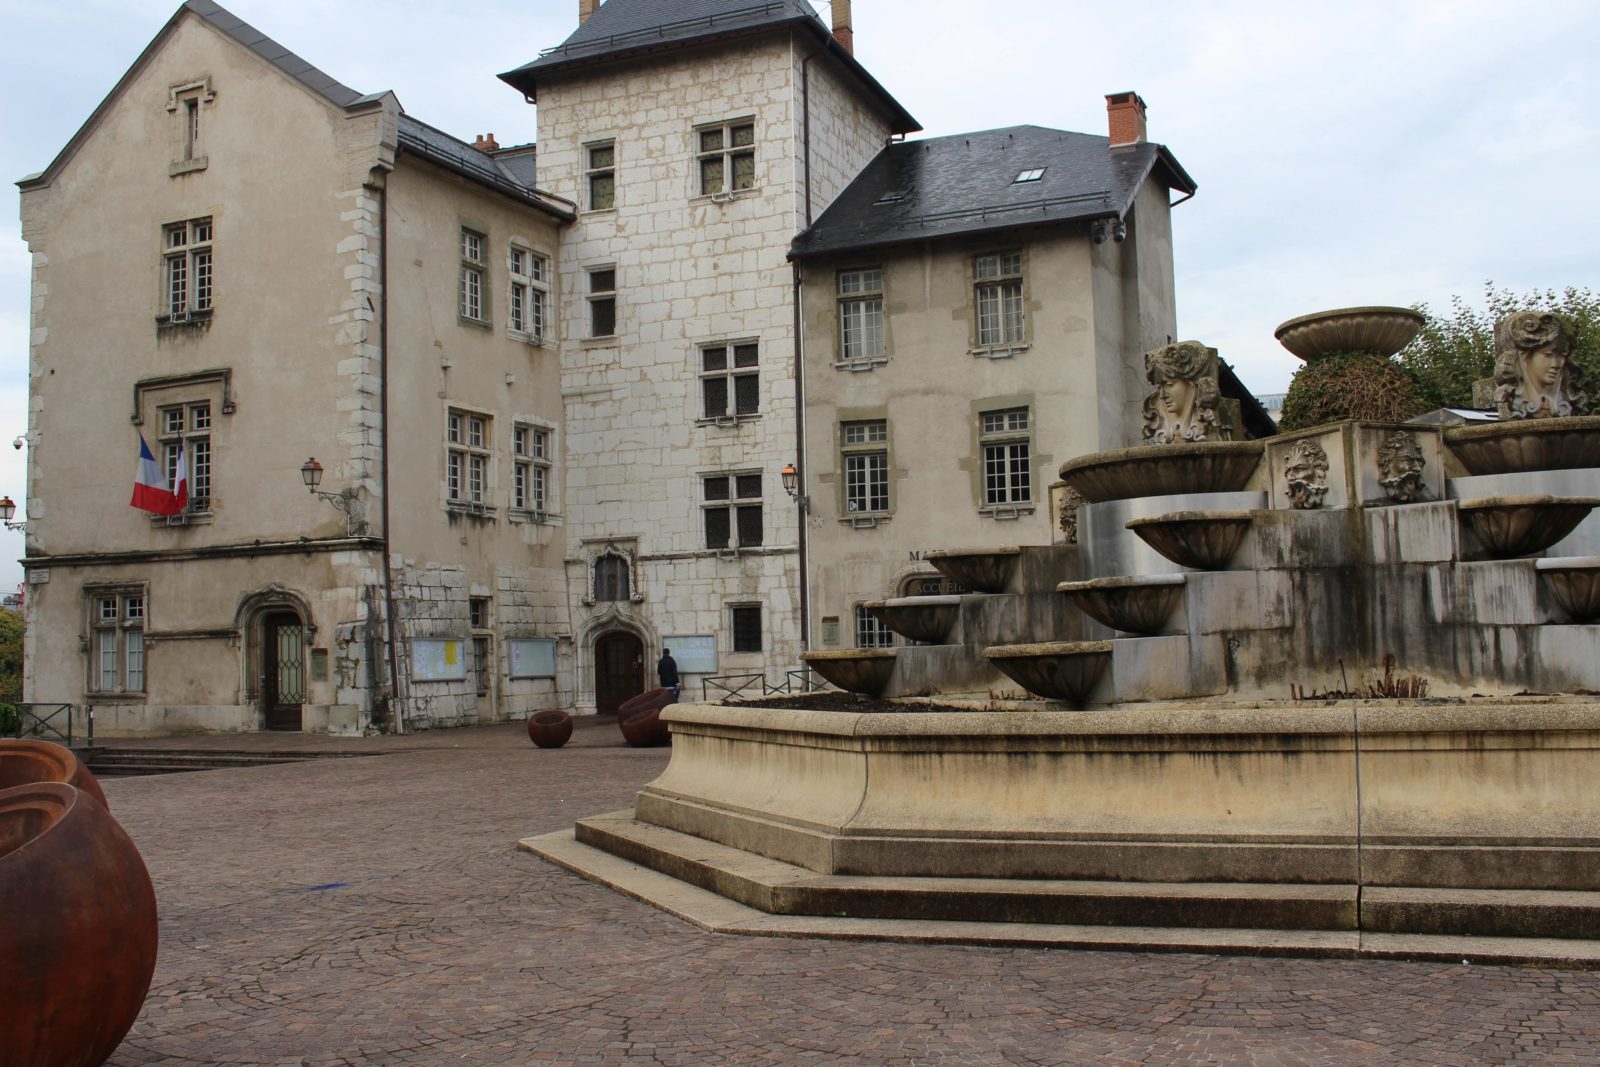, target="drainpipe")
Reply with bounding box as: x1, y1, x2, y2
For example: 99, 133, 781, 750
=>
802, 46, 819, 225
792, 262, 809, 651
376, 180, 404, 733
